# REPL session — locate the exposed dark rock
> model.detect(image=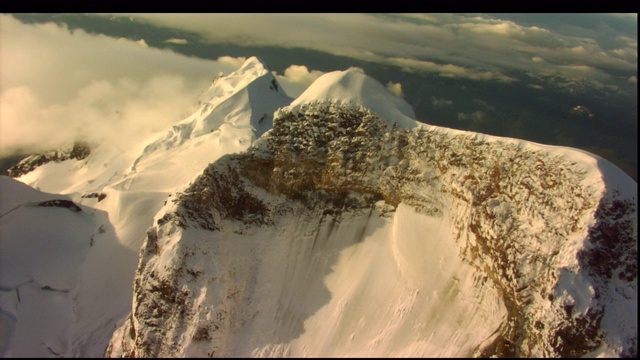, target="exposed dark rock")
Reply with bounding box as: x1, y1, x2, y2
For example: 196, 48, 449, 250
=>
7, 141, 91, 178
579, 192, 637, 283
37, 199, 82, 212
81, 192, 107, 202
